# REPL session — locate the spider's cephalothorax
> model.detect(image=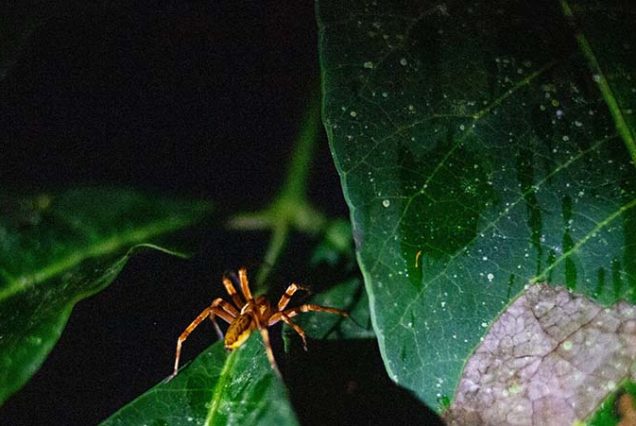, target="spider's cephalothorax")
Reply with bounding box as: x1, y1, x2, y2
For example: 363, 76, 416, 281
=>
170, 268, 348, 378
